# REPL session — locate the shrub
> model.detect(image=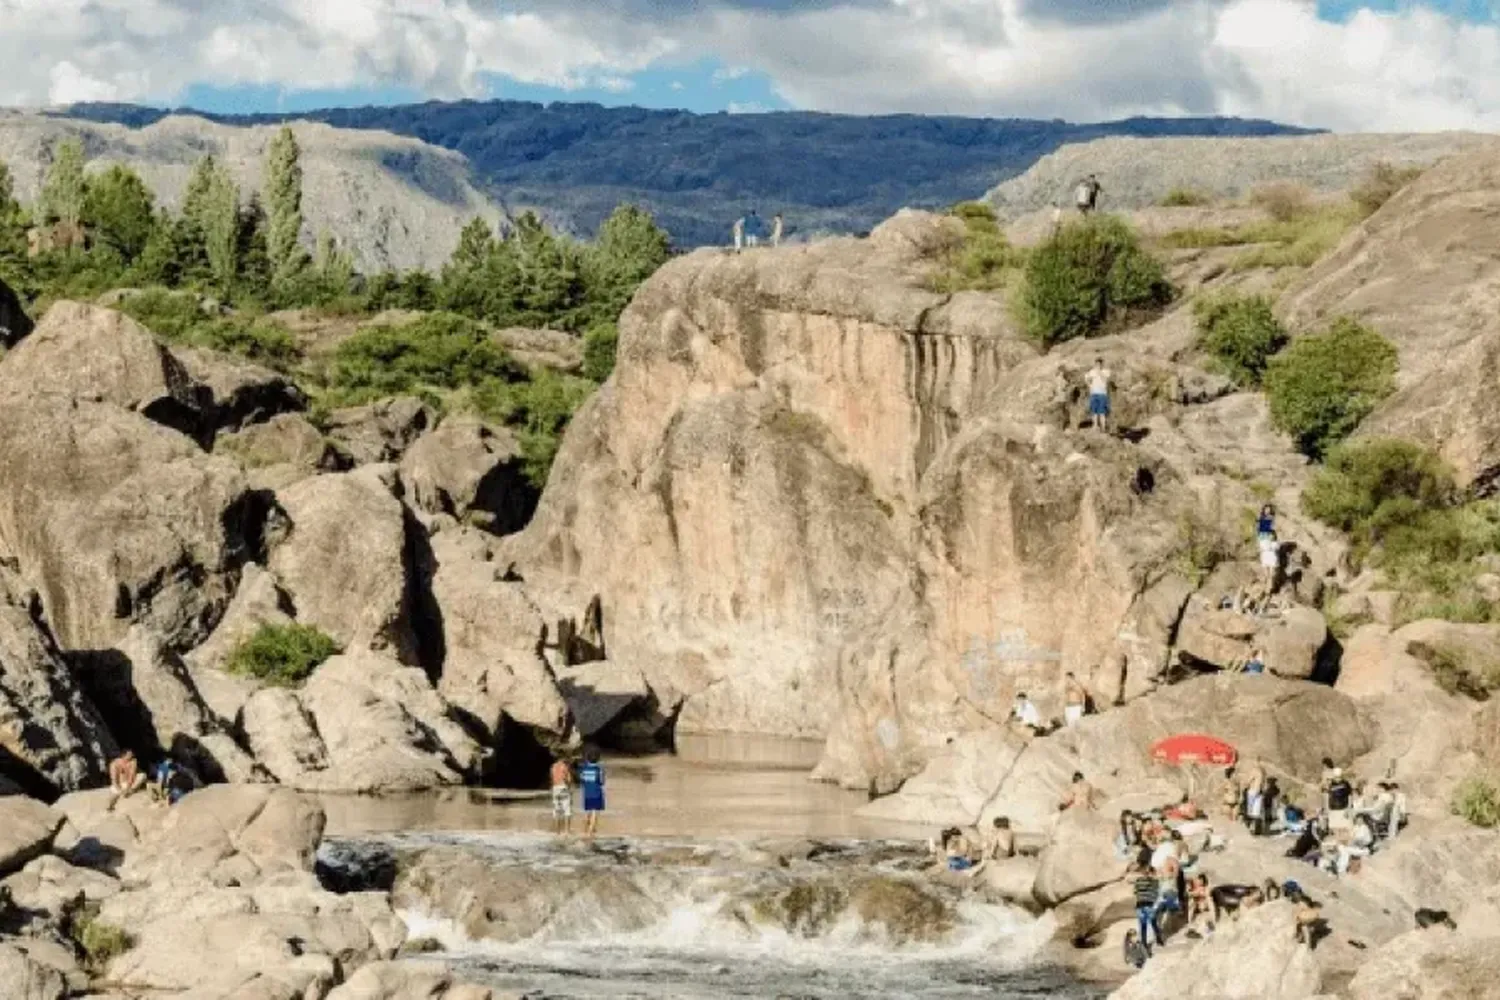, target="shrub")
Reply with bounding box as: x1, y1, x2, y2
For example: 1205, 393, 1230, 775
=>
1019, 215, 1173, 347
582, 322, 618, 383
1231, 203, 1363, 272
226, 623, 340, 687
1159, 187, 1210, 207
329, 312, 519, 396
473, 368, 596, 489
1411, 642, 1500, 699
1301, 439, 1456, 539
76, 911, 133, 973
115, 288, 300, 368
1193, 293, 1287, 386
925, 201, 1024, 293
1264, 317, 1397, 457
1451, 774, 1500, 828
1351, 161, 1424, 217
1250, 181, 1314, 222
